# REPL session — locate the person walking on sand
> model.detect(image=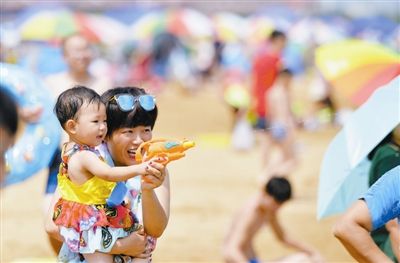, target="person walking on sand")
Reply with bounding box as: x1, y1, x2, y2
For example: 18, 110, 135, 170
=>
251, 30, 287, 171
